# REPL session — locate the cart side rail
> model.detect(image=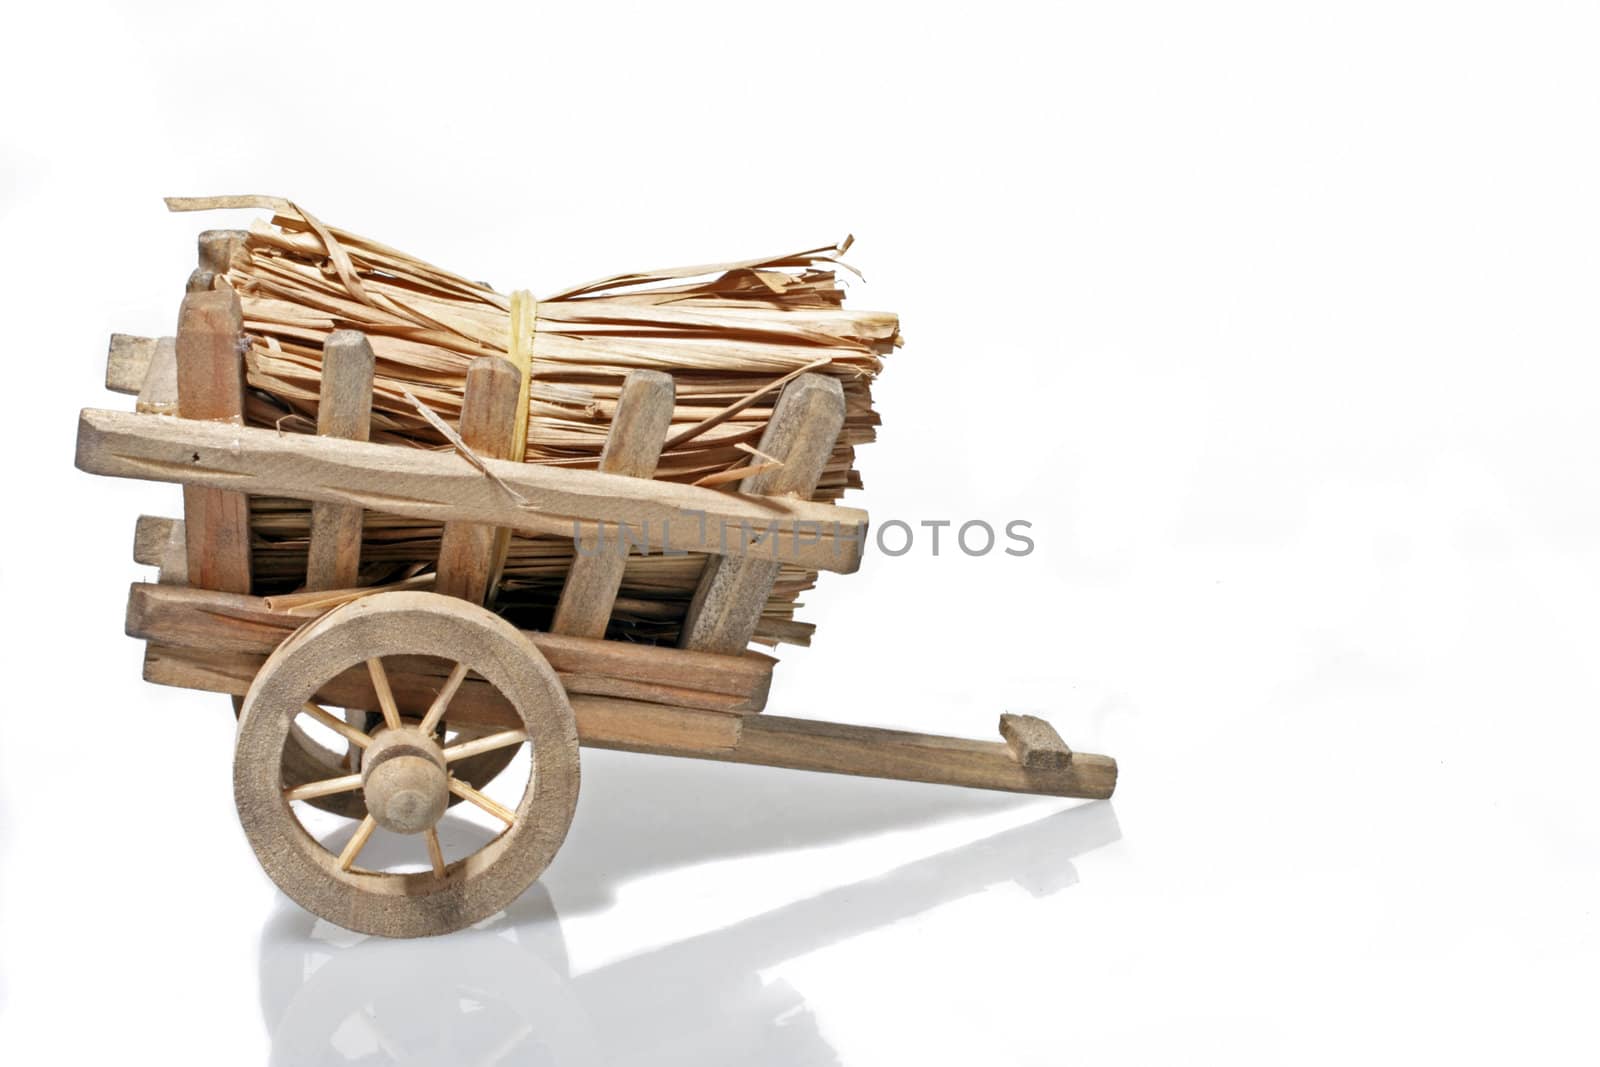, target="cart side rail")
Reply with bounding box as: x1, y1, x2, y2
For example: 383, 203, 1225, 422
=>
76, 406, 869, 574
